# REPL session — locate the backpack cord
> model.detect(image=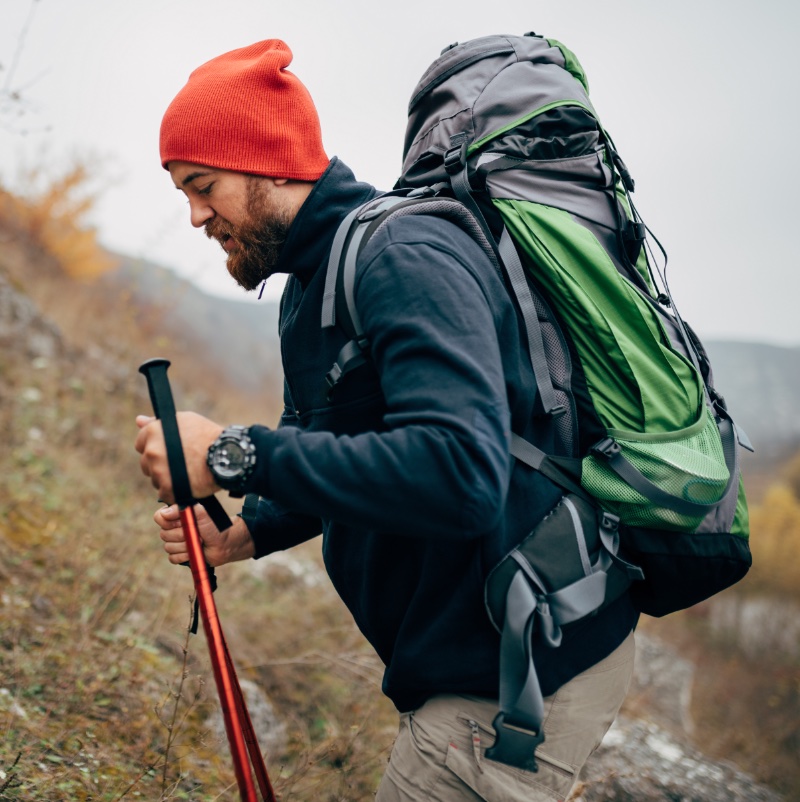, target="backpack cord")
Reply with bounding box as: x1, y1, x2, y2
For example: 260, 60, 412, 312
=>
613, 166, 709, 390
632, 195, 707, 384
